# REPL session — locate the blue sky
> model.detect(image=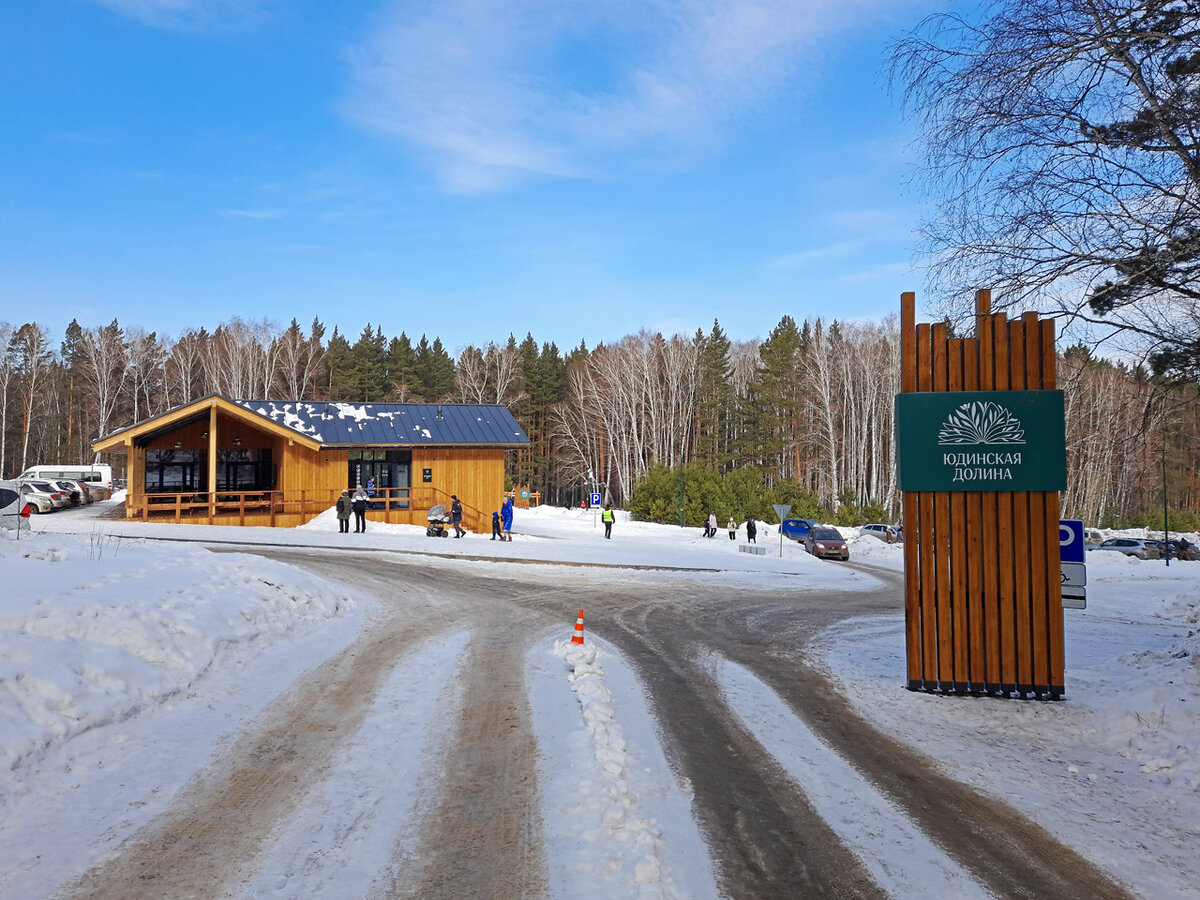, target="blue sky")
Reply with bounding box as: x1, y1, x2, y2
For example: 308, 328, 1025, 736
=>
1, 0, 949, 353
